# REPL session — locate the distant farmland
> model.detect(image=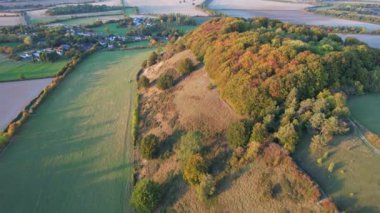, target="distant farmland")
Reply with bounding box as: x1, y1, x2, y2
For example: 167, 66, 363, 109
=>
0, 49, 152, 212
0, 54, 69, 82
